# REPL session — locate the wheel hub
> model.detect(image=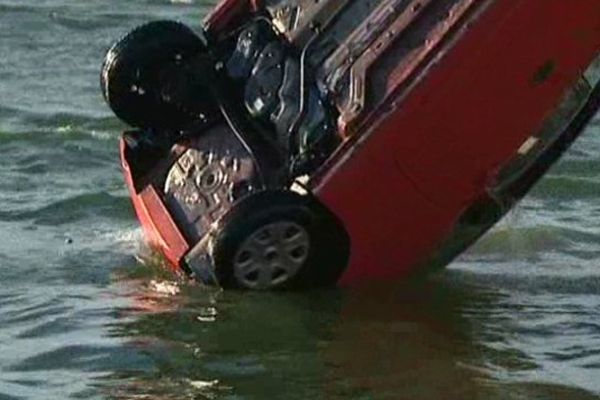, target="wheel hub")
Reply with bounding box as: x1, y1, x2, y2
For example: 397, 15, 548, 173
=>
233, 221, 310, 289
